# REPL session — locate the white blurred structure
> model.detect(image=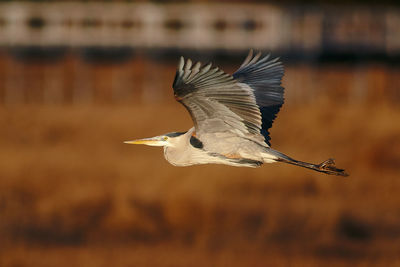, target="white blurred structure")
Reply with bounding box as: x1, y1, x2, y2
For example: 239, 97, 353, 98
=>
0, 2, 399, 105
0, 2, 398, 54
